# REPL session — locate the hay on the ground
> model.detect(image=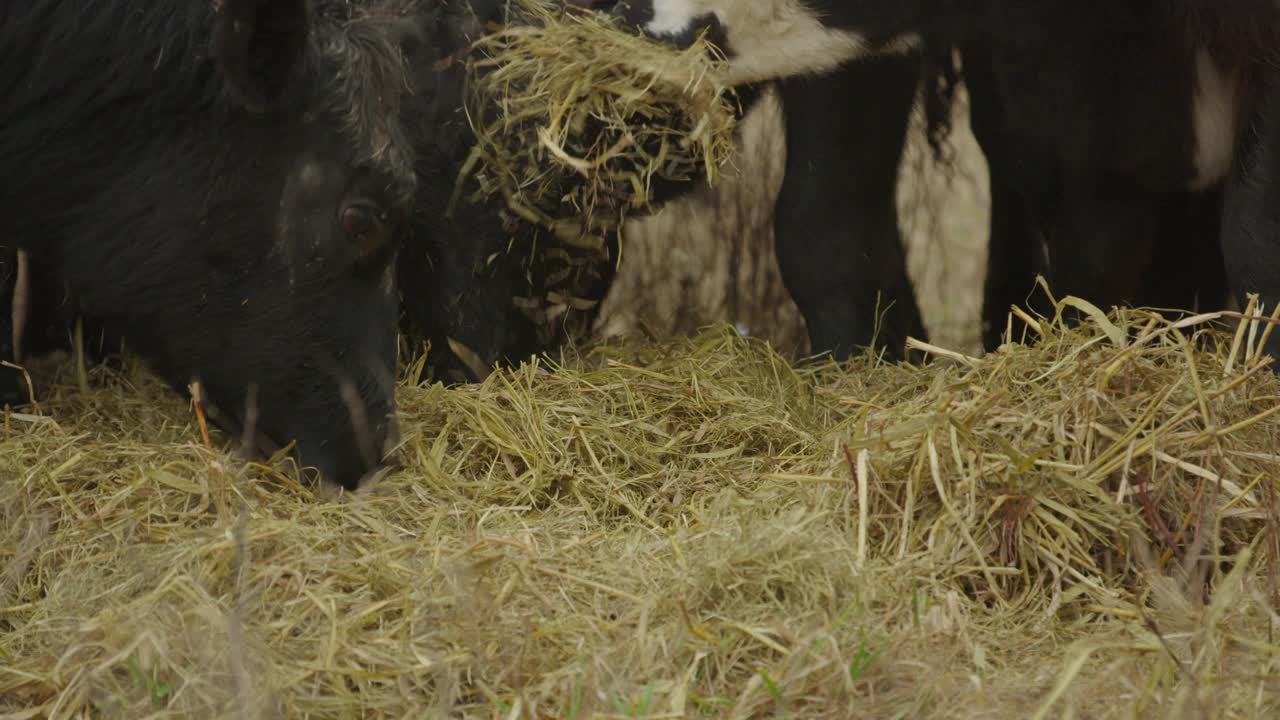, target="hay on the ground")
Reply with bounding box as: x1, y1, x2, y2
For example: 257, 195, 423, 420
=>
2, 293, 1280, 717
455, 0, 740, 259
